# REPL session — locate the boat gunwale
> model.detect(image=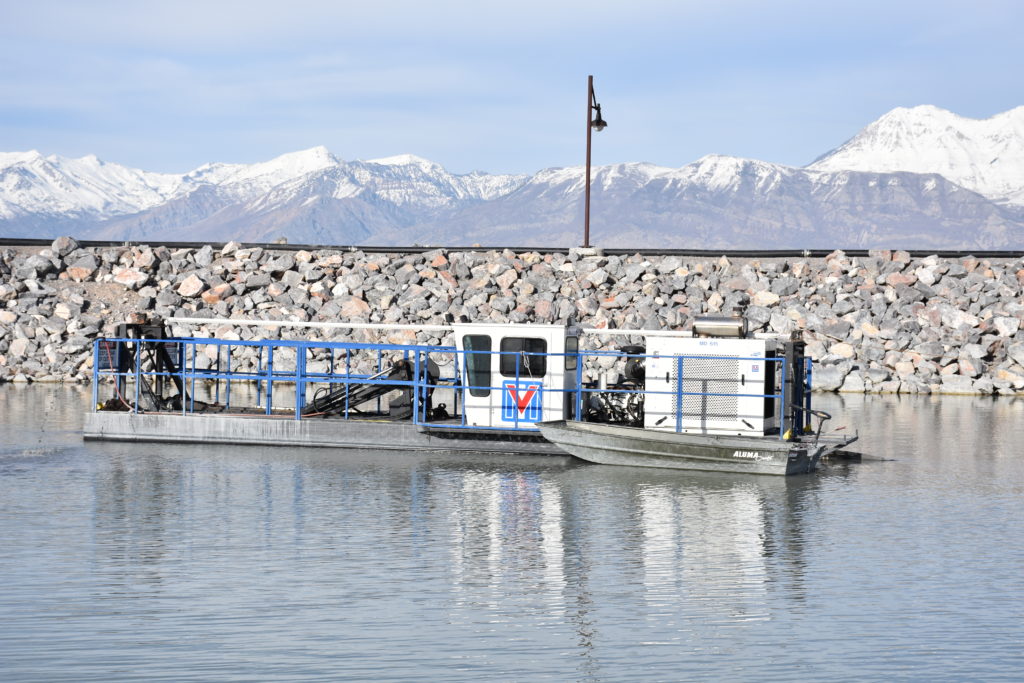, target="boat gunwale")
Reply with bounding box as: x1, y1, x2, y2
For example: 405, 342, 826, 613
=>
537, 419, 810, 453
